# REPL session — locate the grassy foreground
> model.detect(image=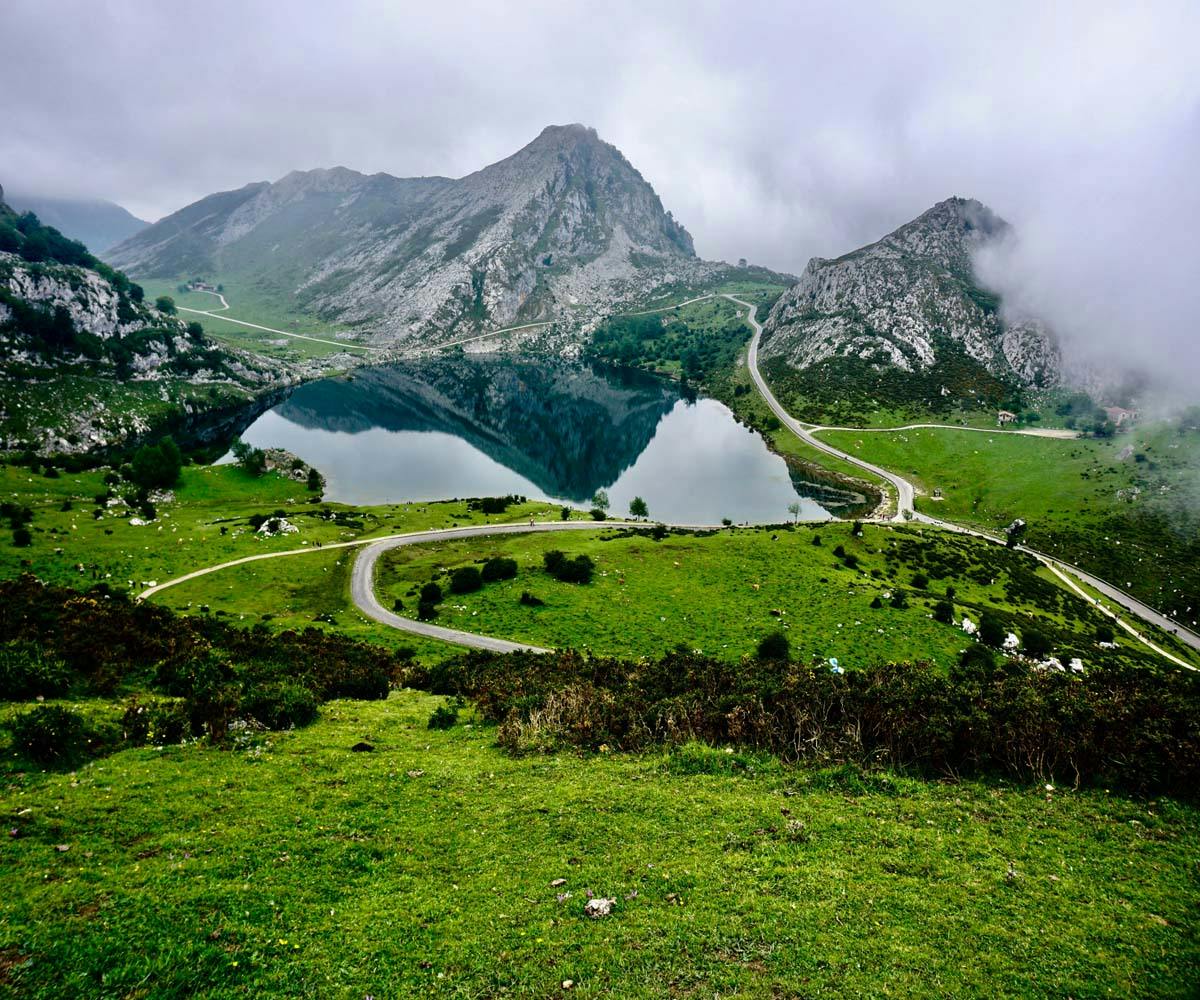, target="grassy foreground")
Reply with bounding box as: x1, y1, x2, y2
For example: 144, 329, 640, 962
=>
1, 689, 1196, 999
